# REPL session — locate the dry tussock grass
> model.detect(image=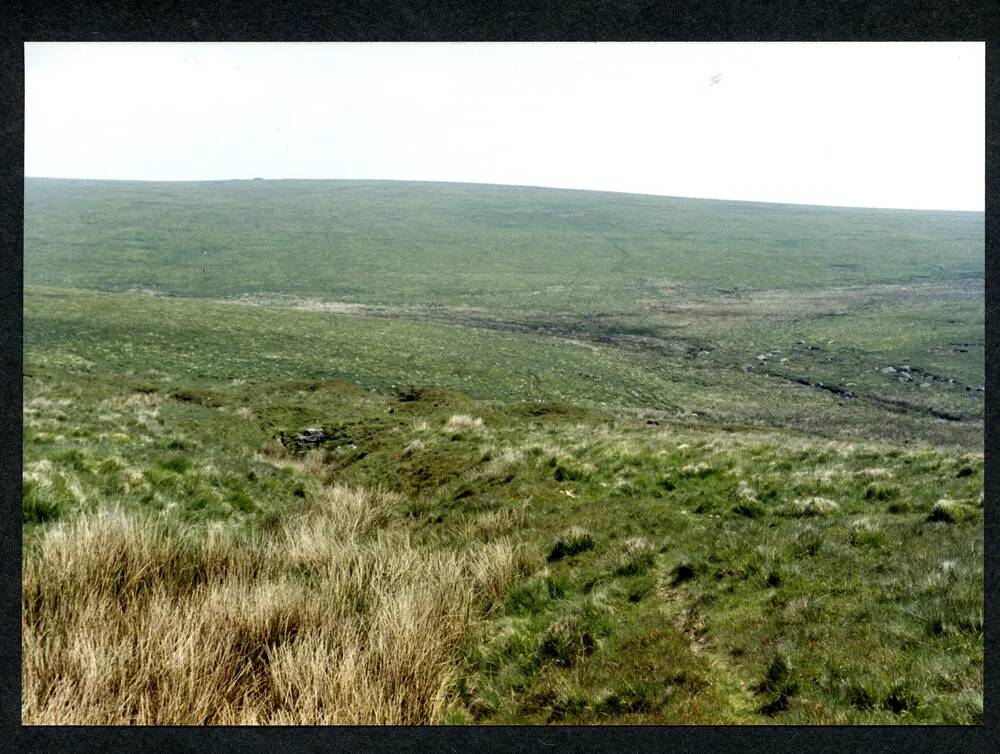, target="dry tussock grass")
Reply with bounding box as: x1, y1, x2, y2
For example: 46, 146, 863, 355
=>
255, 442, 328, 479
444, 414, 484, 432
853, 467, 894, 479
25, 396, 75, 413
22, 483, 528, 724
466, 506, 530, 540
401, 438, 426, 457
464, 540, 536, 613
791, 466, 846, 483
472, 447, 524, 480
23, 459, 56, 484
524, 441, 571, 464
788, 497, 841, 516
